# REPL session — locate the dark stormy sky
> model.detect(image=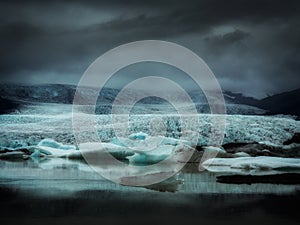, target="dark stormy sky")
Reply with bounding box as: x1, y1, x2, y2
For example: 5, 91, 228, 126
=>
0, 0, 299, 98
